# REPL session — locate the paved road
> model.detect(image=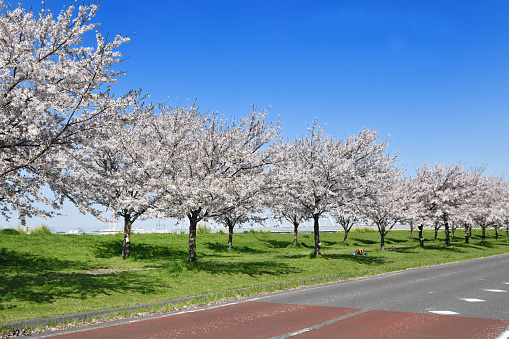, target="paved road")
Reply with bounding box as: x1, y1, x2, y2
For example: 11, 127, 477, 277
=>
37, 254, 509, 338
